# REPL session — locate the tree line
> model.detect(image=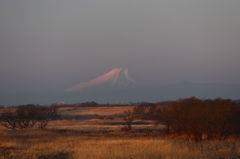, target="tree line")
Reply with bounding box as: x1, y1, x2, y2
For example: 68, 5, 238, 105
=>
132, 97, 240, 141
